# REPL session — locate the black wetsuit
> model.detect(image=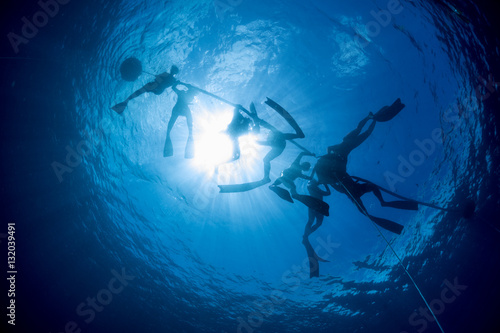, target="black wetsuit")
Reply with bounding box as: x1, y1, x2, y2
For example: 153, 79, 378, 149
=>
146, 72, 177, 95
